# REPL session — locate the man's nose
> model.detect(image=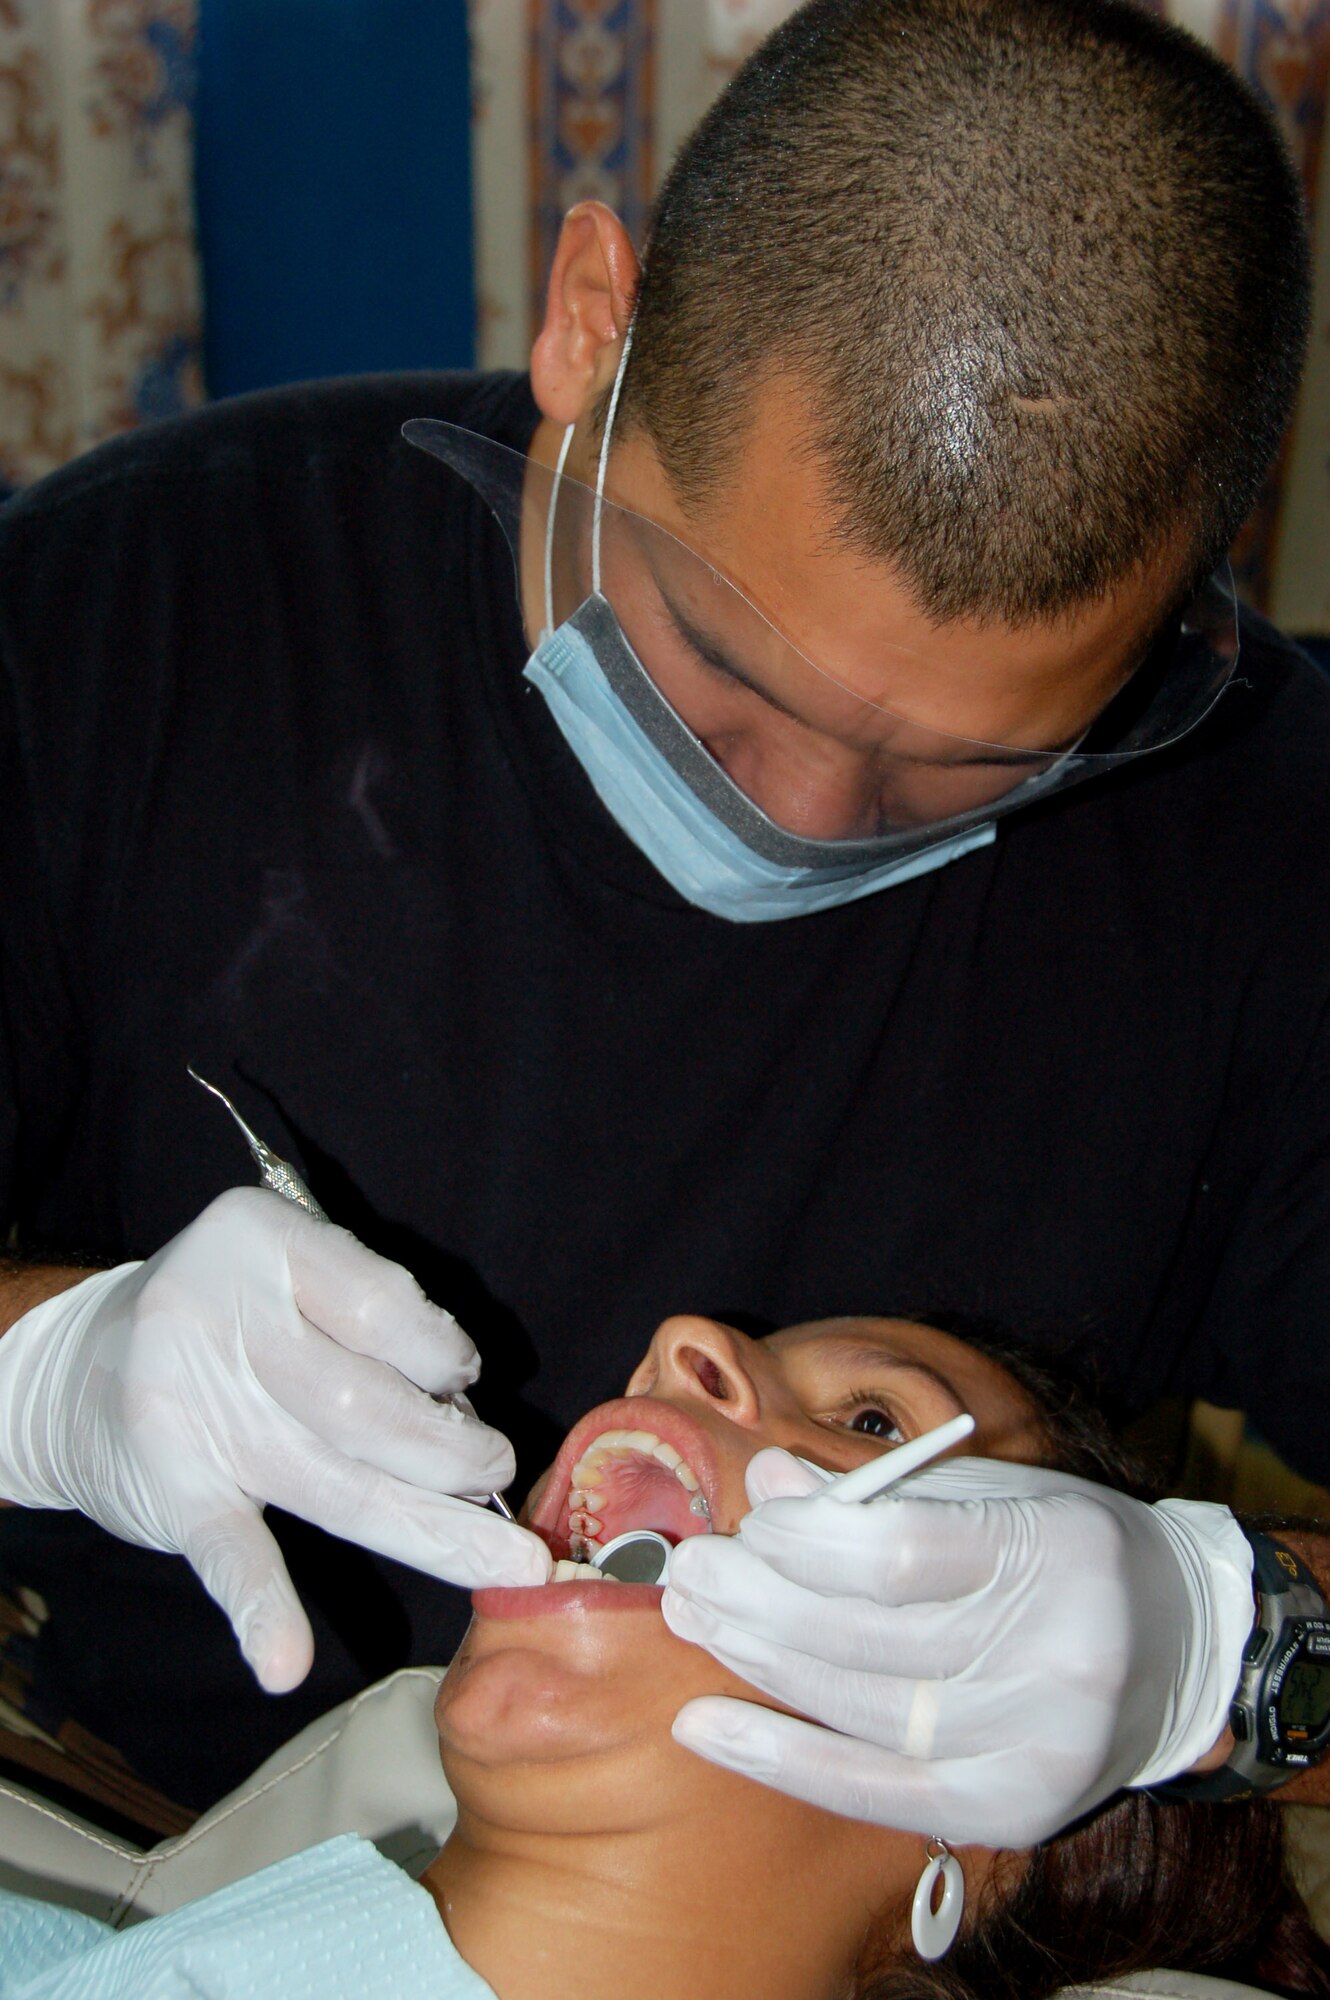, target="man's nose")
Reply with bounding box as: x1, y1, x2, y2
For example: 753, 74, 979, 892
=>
627, 1315, 765, 1429
706, 728, 886, 842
